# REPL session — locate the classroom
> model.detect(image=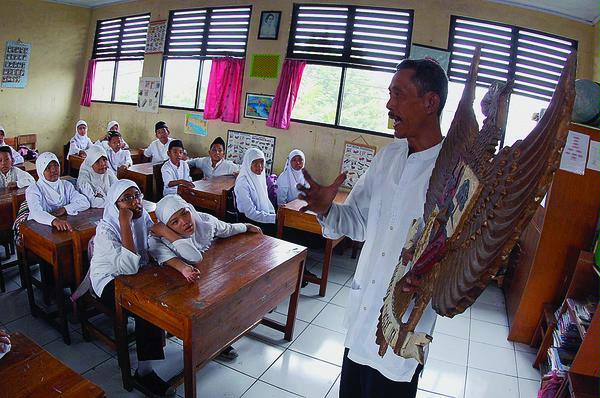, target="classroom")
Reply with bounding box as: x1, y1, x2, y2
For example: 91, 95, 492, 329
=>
0, 0, 598, 397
